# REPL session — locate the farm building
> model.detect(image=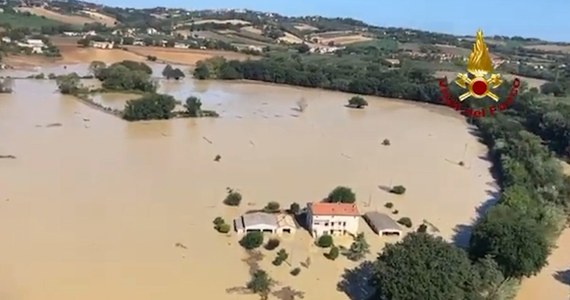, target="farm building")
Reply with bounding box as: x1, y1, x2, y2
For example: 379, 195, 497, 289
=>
234, 212, 296, 235
363, 211, 402, 236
